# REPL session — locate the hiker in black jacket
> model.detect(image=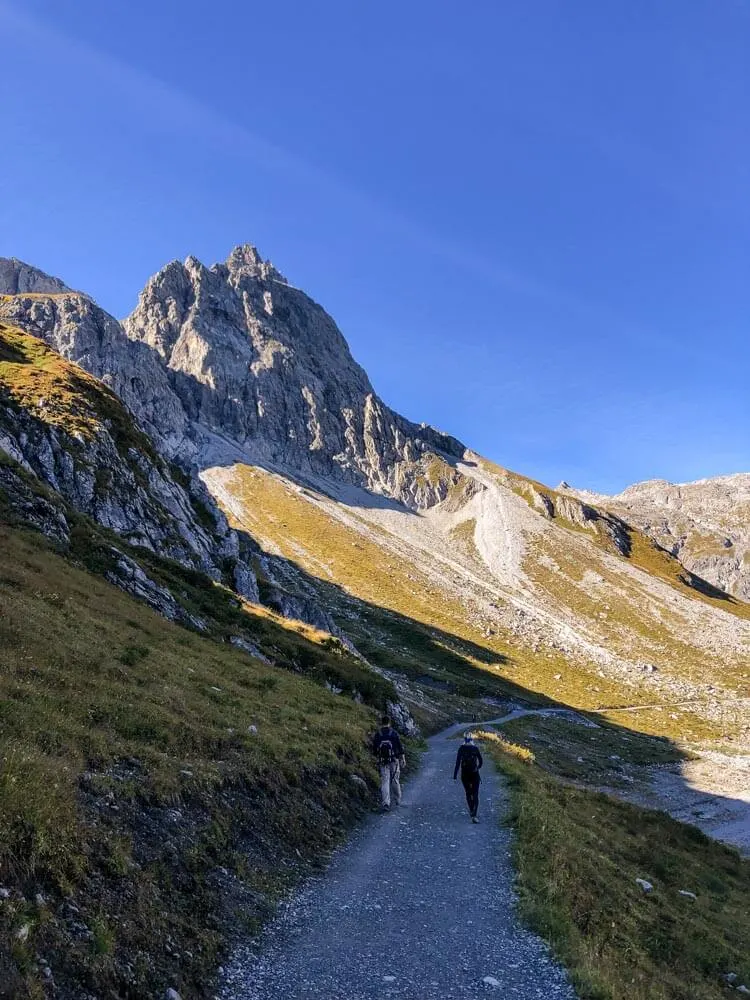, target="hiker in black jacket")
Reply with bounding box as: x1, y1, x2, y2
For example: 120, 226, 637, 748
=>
372, 715, 406, 811
454, 733, 483, 823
